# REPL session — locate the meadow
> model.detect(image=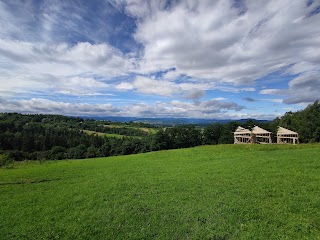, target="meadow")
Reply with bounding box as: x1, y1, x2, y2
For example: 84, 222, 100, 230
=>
0, 144, 320, 239
105, 124, 158, 134
82, 129, 128, 138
